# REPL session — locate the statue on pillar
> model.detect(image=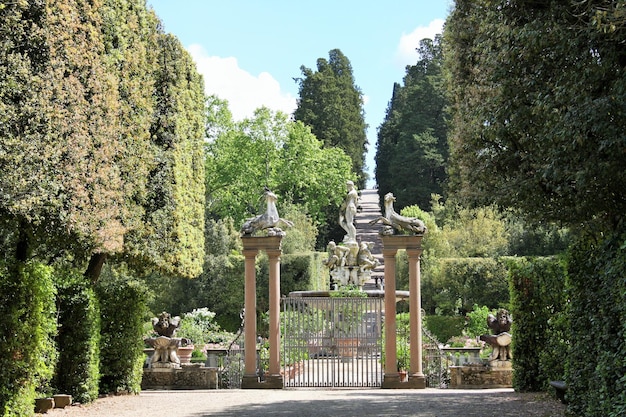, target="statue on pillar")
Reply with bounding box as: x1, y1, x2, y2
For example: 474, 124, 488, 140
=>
240, 188, 293, 237
369, 192, 427, 235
